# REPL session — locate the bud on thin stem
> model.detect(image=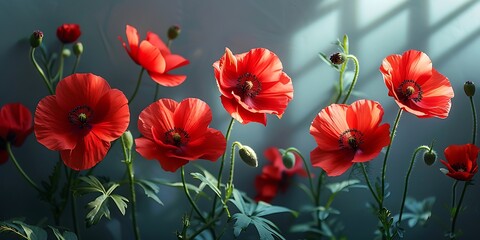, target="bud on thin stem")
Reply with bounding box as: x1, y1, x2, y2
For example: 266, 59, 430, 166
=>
464, 81, 475, 97
167, 25, 181, 40
30, 30, 43, 48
